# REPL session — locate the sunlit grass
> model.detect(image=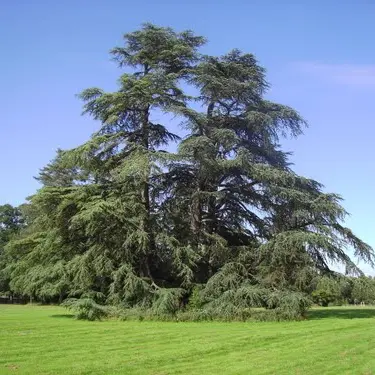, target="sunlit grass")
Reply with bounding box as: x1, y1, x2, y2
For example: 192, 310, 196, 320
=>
1, 304, 375, 374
